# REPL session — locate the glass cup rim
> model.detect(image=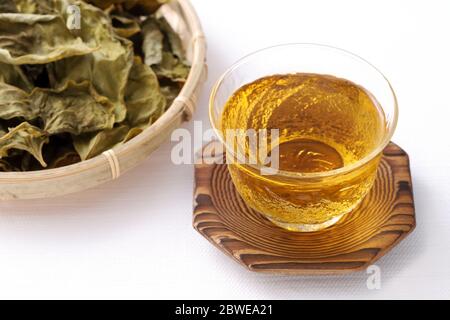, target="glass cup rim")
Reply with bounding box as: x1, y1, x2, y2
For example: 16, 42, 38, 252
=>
209, 43, 399, 179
